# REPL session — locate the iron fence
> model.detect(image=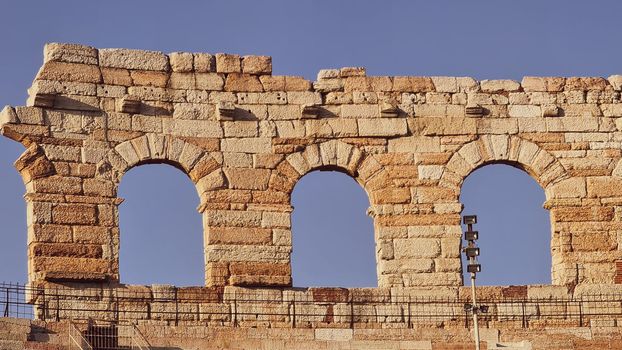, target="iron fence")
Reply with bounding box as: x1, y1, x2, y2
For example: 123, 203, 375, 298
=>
2, 282, 622, 329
